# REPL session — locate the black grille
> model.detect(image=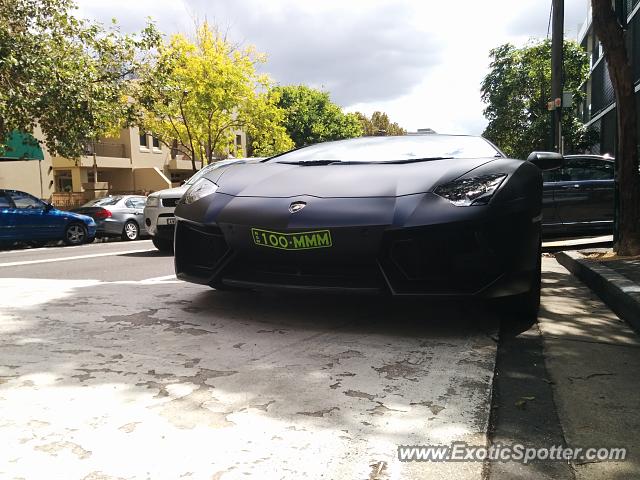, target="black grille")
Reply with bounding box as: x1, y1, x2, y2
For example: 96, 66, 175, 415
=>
224, 258, 383, 291
175, 222, 229, 280
162, 197, 181, 208
380, 223, 510, 295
